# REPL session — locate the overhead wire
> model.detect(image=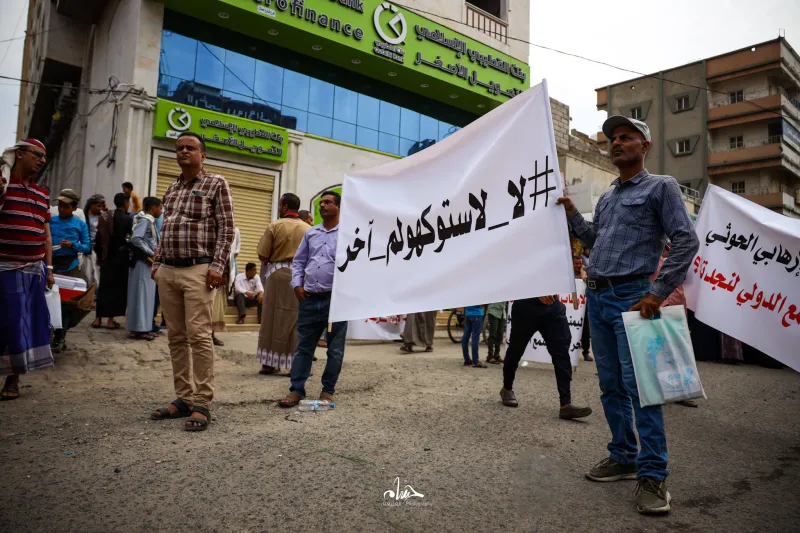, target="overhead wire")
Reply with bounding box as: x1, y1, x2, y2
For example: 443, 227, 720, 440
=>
389, 1, 792, 122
